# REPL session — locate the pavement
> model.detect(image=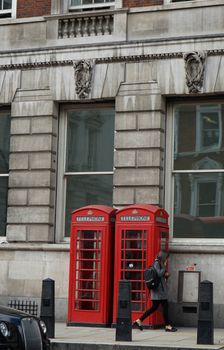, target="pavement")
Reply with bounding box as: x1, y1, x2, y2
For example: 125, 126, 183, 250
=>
50, 323, 224, 350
